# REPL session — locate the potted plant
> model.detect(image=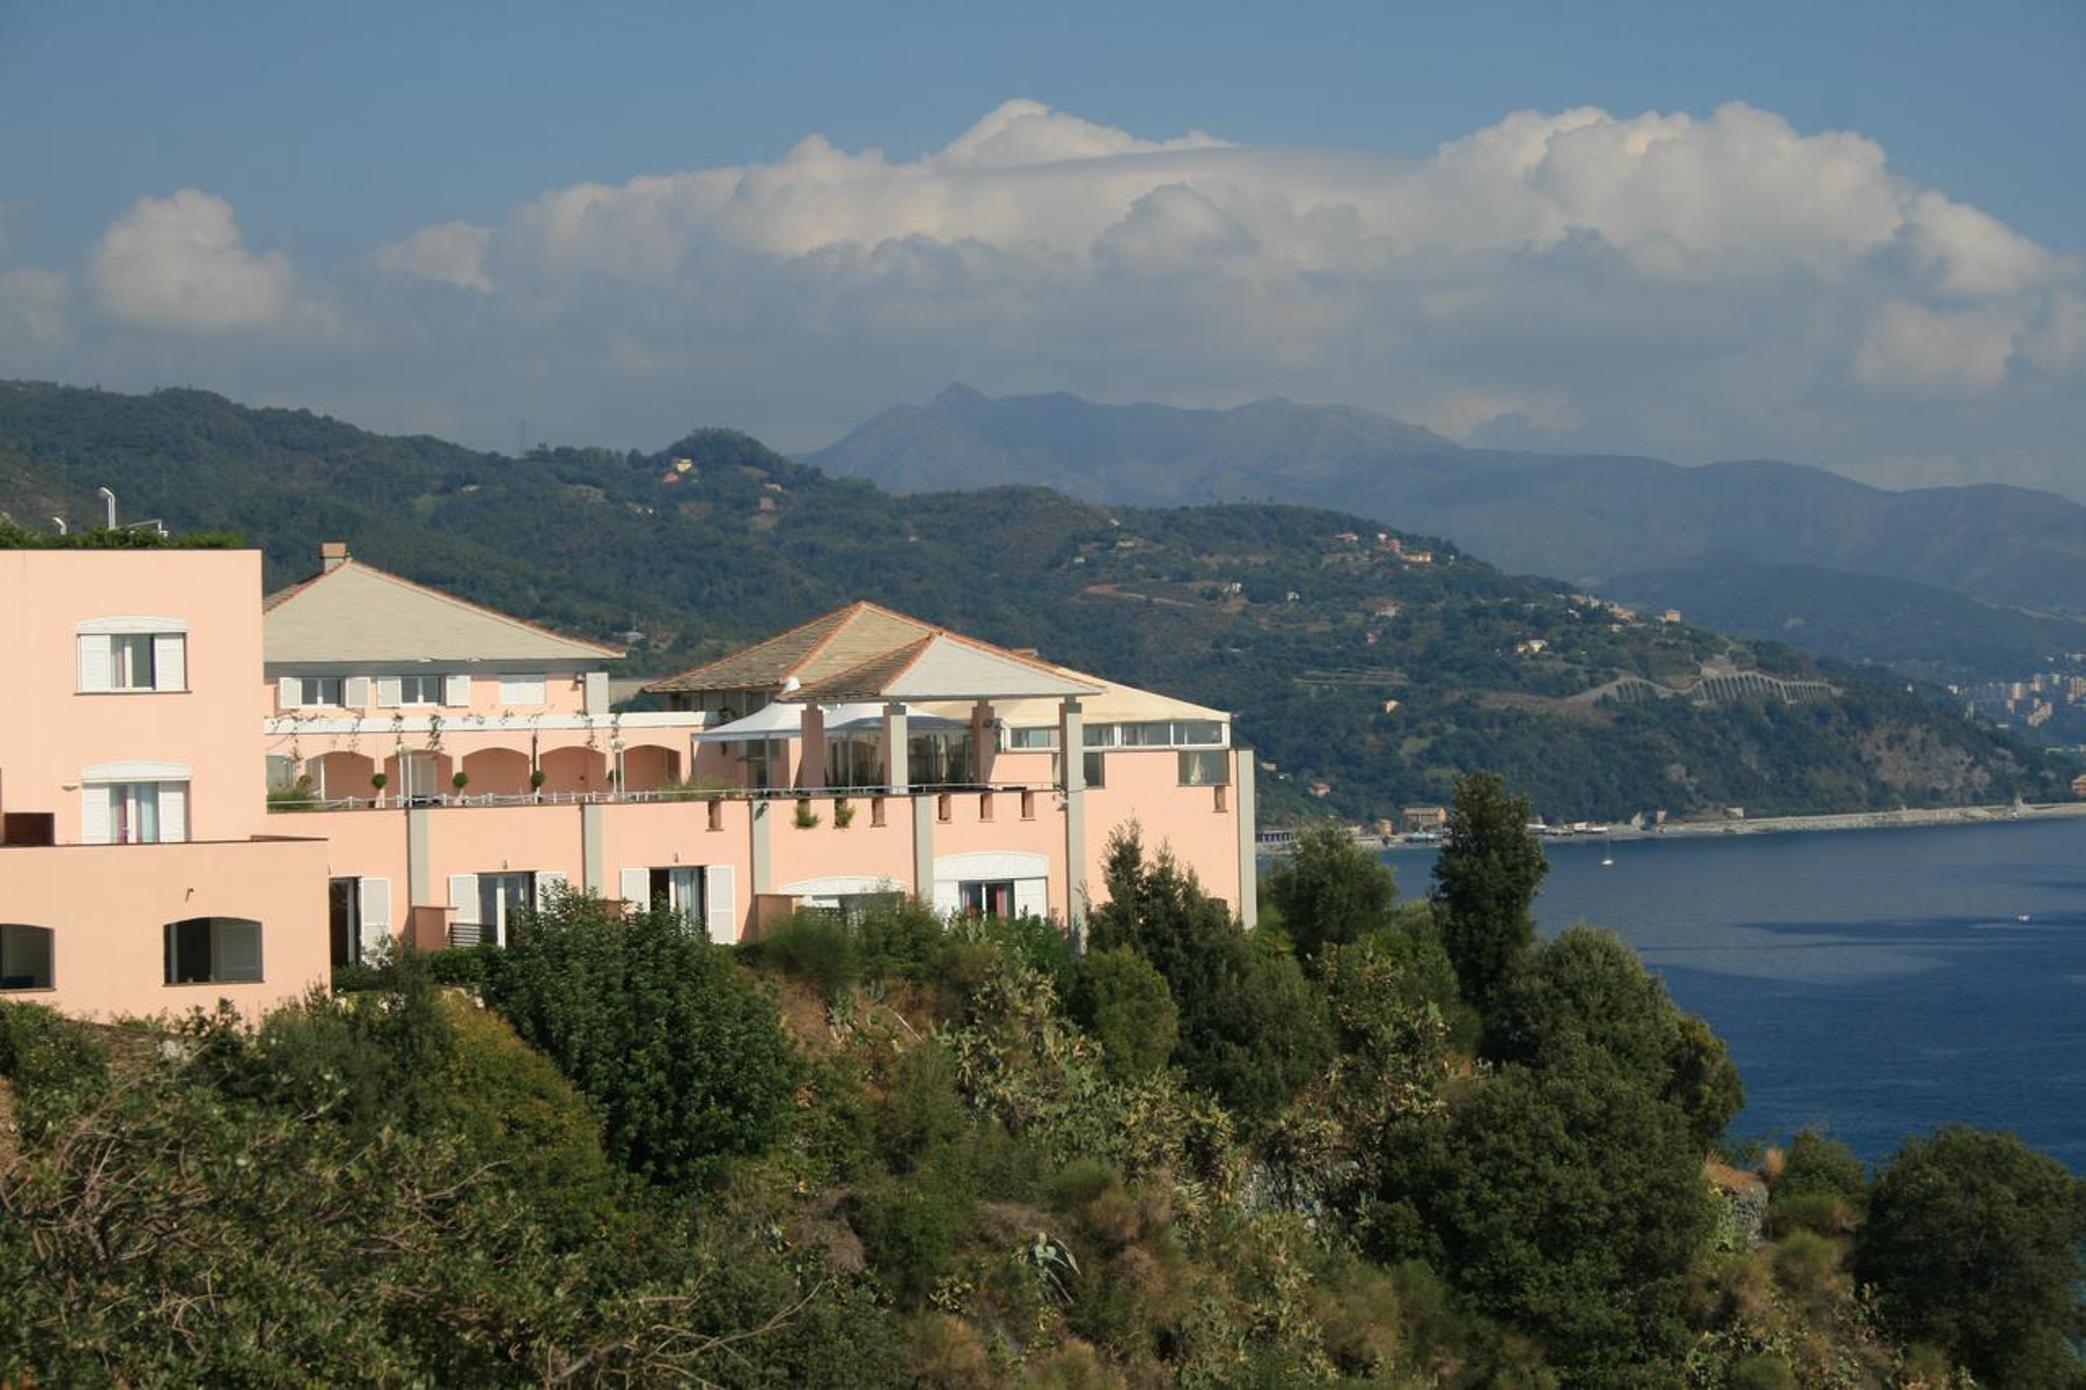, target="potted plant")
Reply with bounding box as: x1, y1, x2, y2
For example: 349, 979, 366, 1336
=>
832, 798, 856, 829
792, 799, 822, 830
451, 769, 470, 800
529, 767, 547, 800
369, 771, 388, 804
